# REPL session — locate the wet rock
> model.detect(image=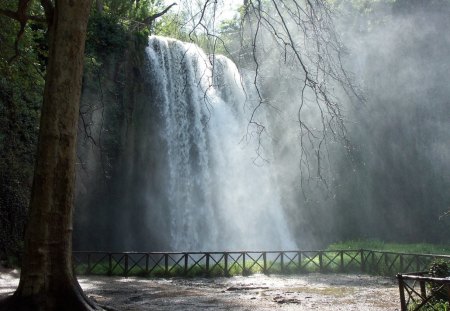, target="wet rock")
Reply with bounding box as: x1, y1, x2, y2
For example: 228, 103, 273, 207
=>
272, 295, 302, 304
226, 286, 269, 291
